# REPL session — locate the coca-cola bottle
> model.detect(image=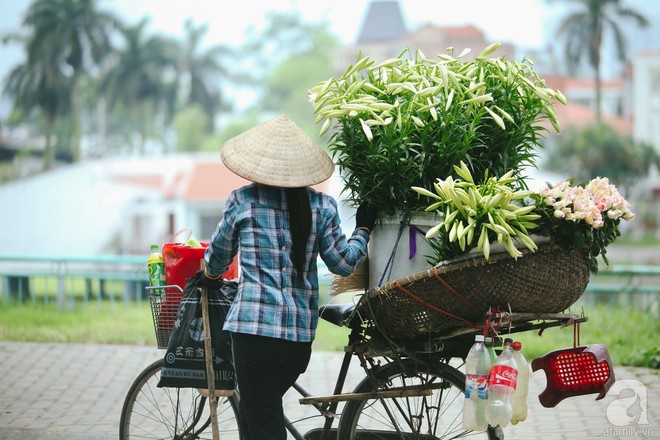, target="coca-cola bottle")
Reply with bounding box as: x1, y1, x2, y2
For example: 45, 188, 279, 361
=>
486, 338, 518, 428
463, 334, 491, 431
511, 341, 529, 424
